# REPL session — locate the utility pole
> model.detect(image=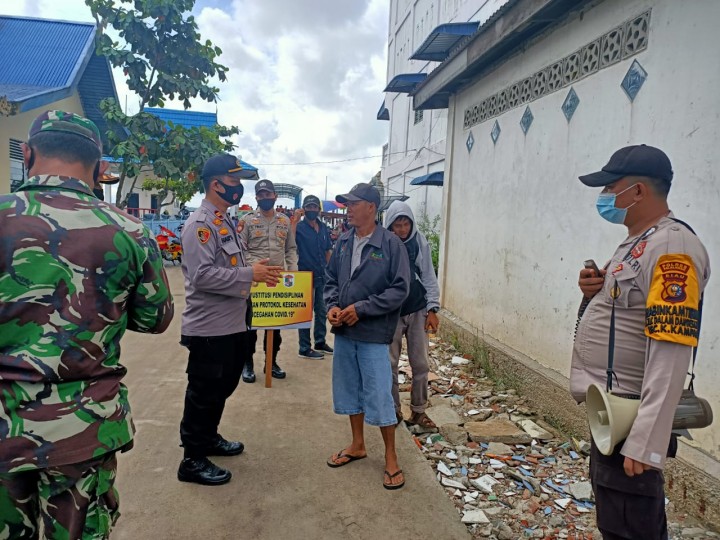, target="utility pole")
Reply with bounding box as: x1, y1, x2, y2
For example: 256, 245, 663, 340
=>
325, 176, 328, 201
